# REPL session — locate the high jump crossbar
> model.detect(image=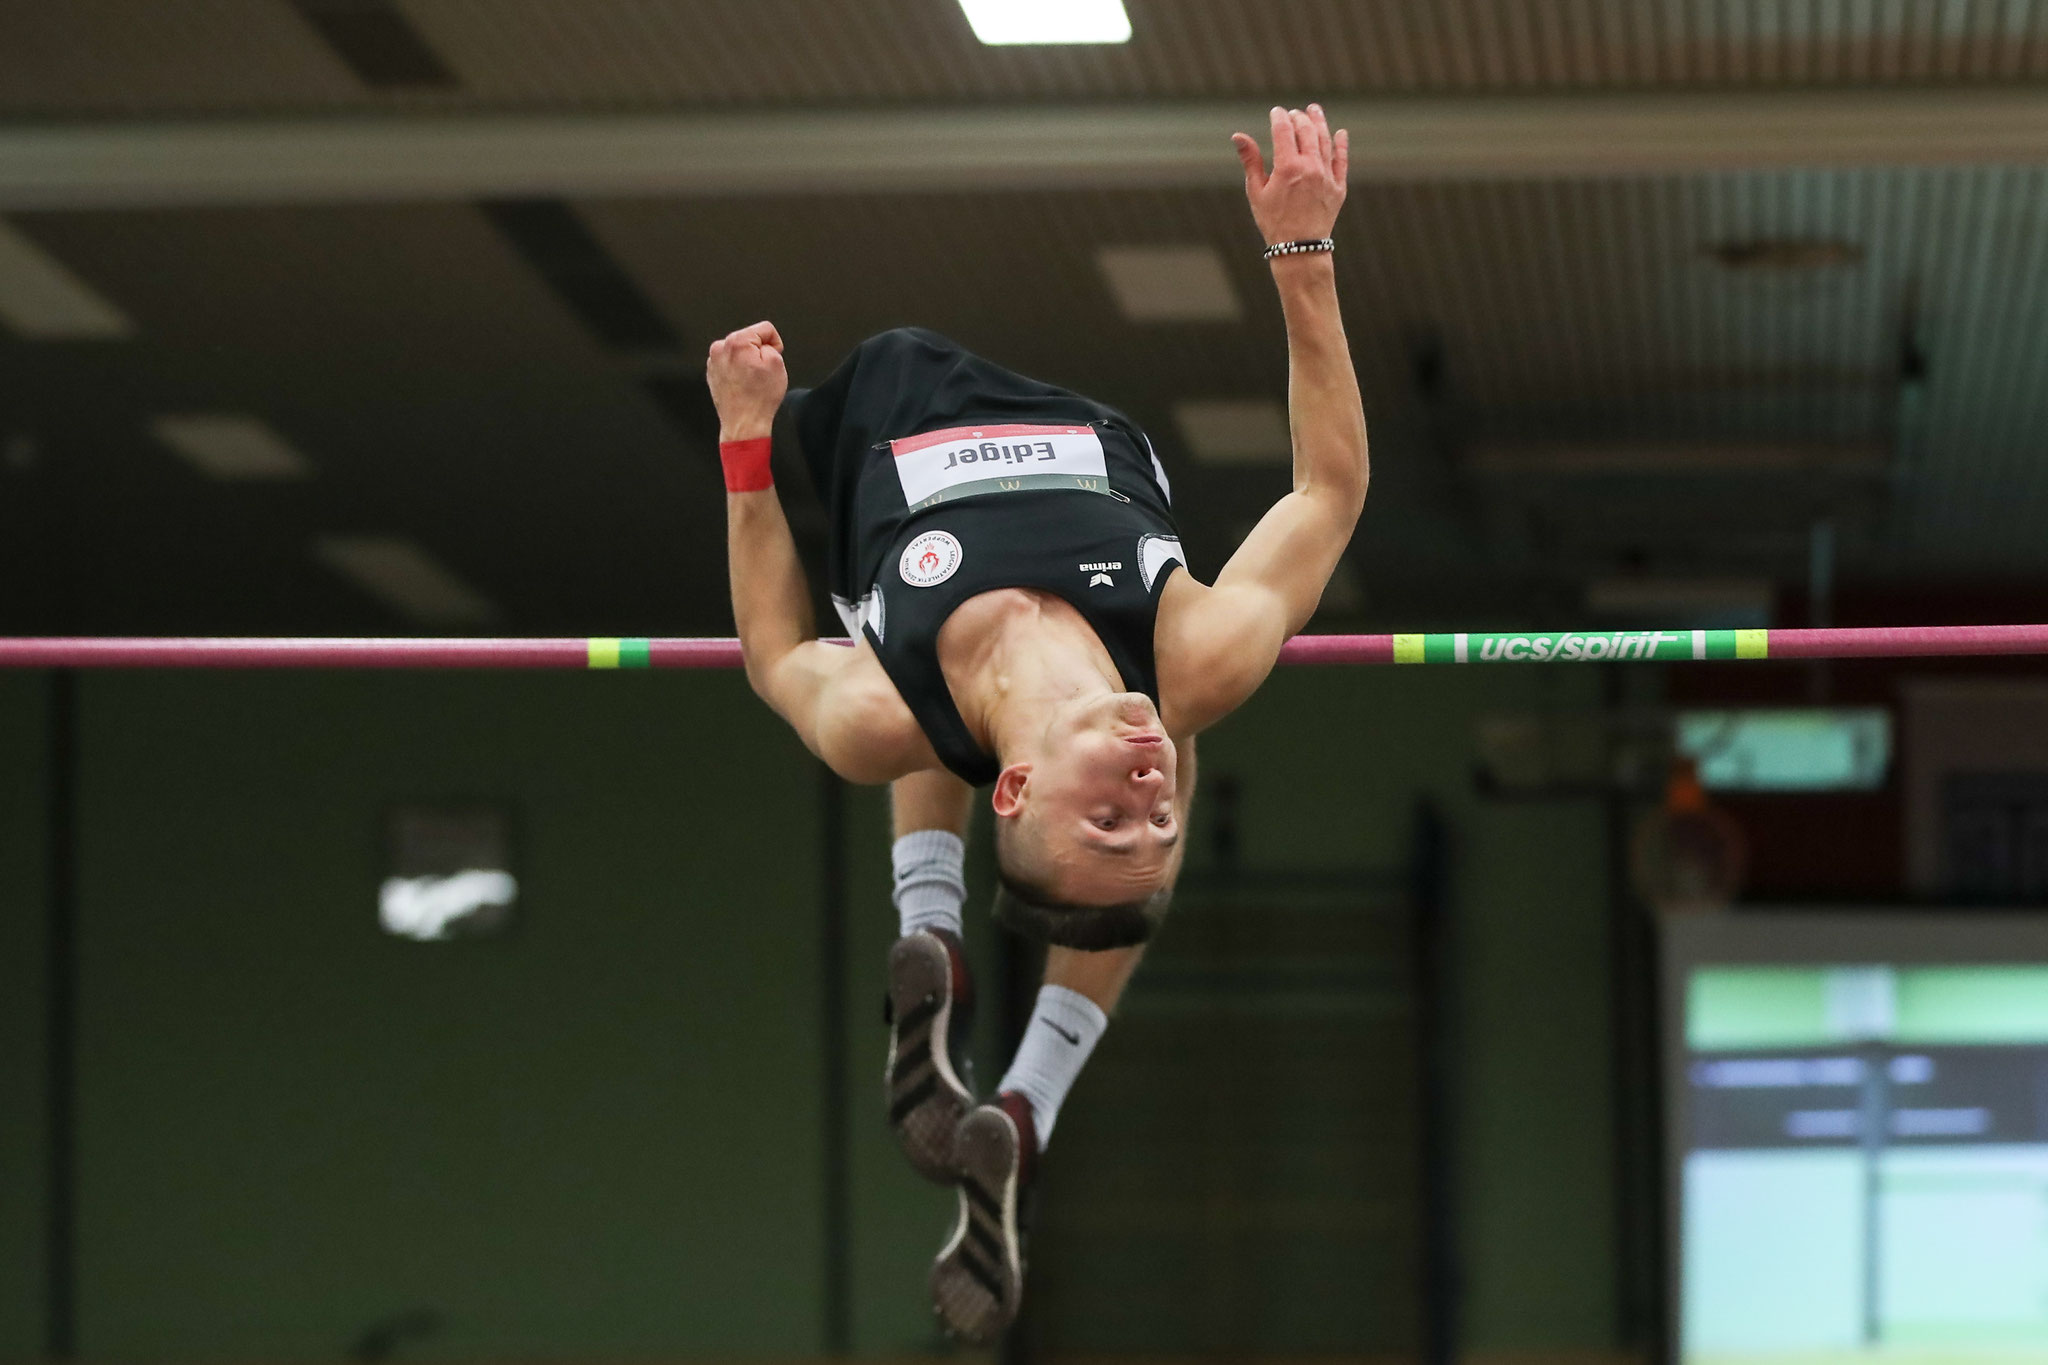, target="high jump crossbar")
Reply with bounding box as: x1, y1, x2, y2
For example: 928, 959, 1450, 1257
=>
1, 624, 2045, 670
